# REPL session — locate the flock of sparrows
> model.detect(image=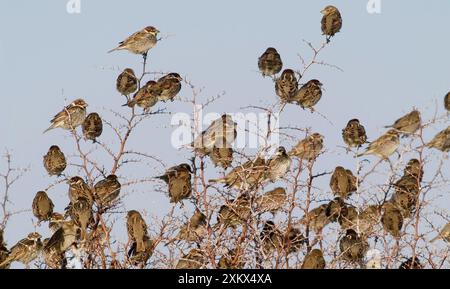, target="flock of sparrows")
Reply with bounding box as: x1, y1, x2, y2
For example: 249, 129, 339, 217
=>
1, 5, 449, 269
